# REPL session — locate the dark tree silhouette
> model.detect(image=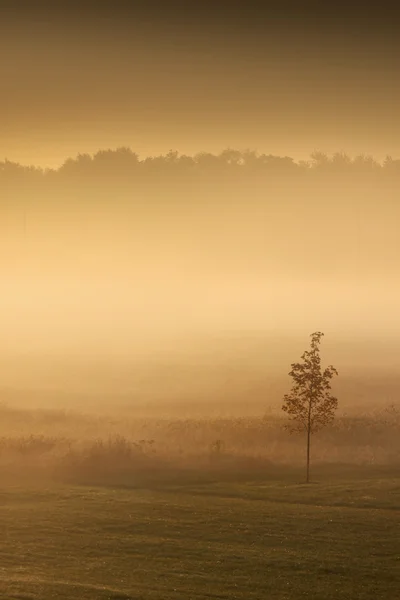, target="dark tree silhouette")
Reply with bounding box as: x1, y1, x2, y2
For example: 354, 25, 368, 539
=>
2, 148, 400, 191
1, 148, 400, 210
282, 332, 338, 483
